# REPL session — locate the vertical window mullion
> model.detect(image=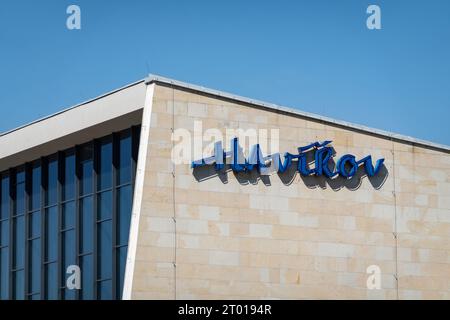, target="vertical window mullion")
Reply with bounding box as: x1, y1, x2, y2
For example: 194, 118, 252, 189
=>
75, 146, 81, 300
40, 157, 47, 300
112, 133, 119, 300
1, 126, 140, 301
93, 140, 99, 300
57, 152, 63, 300
24, 164, 31, 299
8, 169, 15, 300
